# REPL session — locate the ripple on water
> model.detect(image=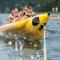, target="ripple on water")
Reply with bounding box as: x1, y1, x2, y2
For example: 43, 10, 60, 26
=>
0, 32, 44, 60
46, 19, 60, 60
